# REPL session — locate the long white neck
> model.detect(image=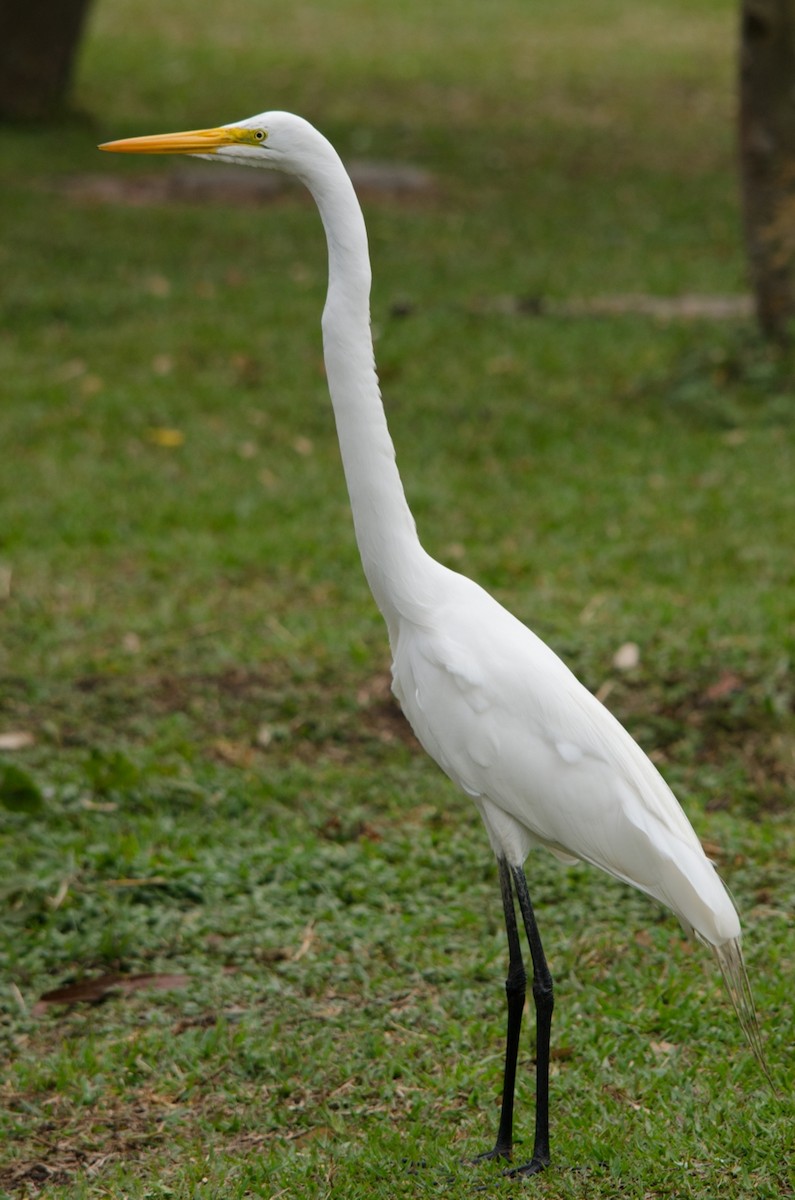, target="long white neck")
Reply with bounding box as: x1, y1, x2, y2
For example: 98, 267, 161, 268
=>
294, 136, 435, 638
